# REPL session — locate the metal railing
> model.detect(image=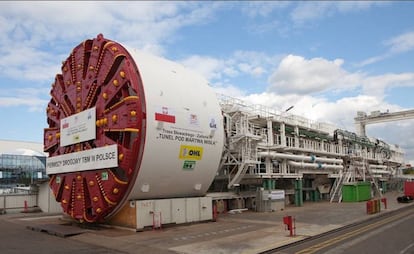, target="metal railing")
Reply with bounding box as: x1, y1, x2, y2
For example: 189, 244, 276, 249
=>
0, 193, 38, 212
217, 93, 337, 134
